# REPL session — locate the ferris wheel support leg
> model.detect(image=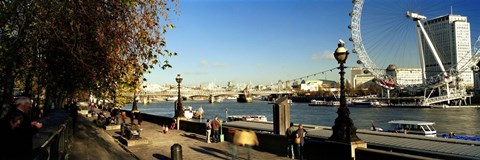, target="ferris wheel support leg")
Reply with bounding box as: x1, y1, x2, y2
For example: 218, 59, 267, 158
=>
415, 26, 427, 84
386, 89, 390, 99
446, 83, 450, 102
